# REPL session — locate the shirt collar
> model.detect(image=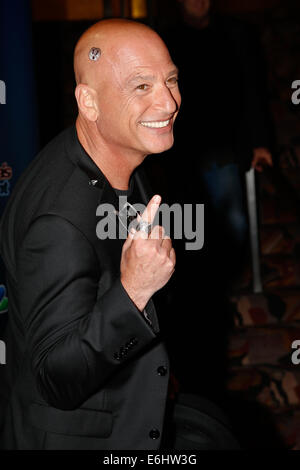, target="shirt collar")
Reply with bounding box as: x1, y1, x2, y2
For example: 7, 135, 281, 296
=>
64, 125, 106, 189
